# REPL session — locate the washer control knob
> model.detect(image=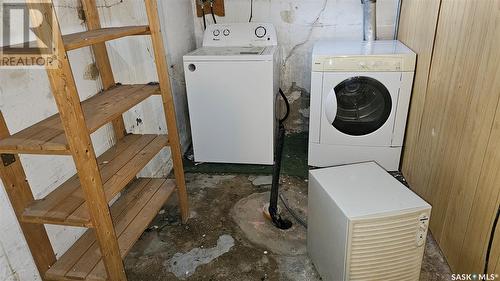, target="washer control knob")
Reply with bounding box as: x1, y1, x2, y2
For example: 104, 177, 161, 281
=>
213, 29, 220, 36
223, 29, 230, 36
255, 26, 267, 38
